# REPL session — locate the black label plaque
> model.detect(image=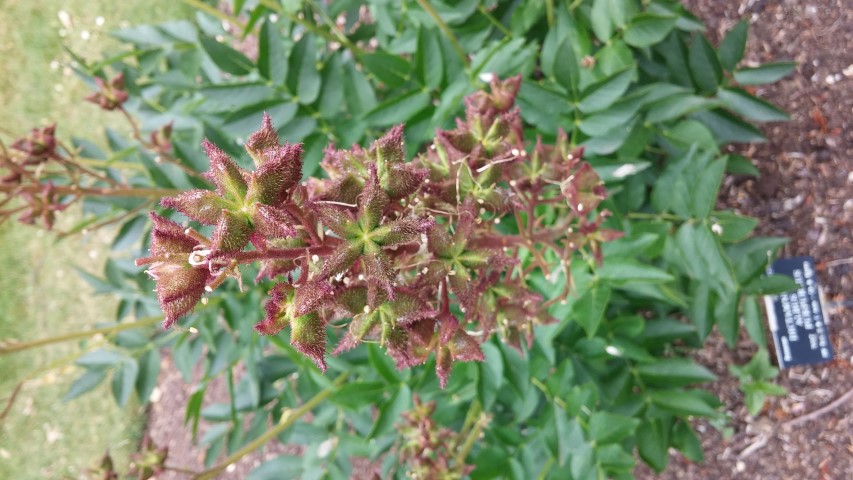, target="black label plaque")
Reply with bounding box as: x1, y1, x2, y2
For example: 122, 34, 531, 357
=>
764, 256, 833, 368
